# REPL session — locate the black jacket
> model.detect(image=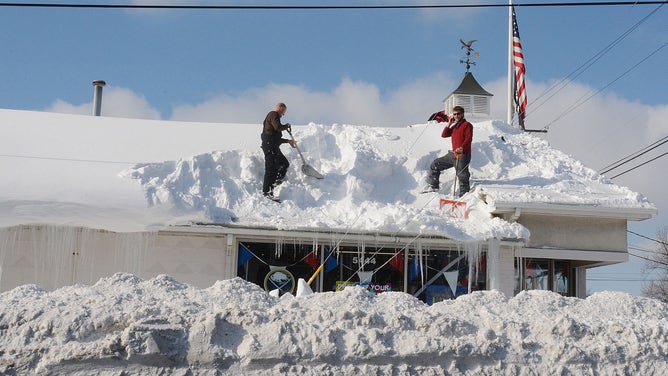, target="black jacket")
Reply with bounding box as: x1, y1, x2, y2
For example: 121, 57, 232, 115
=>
261, 111, 290, 148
